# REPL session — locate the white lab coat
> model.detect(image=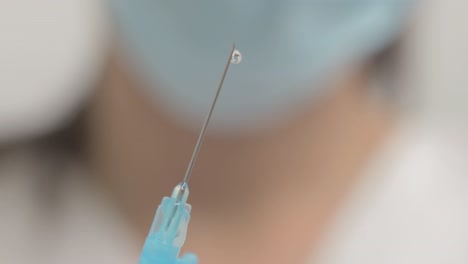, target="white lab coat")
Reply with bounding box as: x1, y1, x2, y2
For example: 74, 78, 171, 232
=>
312, 119, 468, 263
0, 119, 467, 264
